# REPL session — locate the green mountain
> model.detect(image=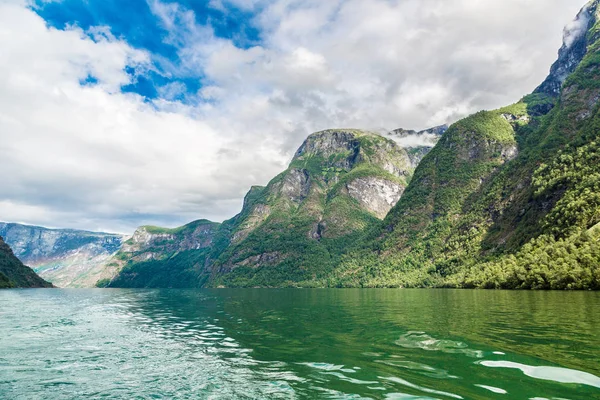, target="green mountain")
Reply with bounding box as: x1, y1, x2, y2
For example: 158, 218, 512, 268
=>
104, 220, 222, 288
330, 0, 600, 289
108, 129, 419, 288
209, 129, 414, 287
0, 236, 52, 288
